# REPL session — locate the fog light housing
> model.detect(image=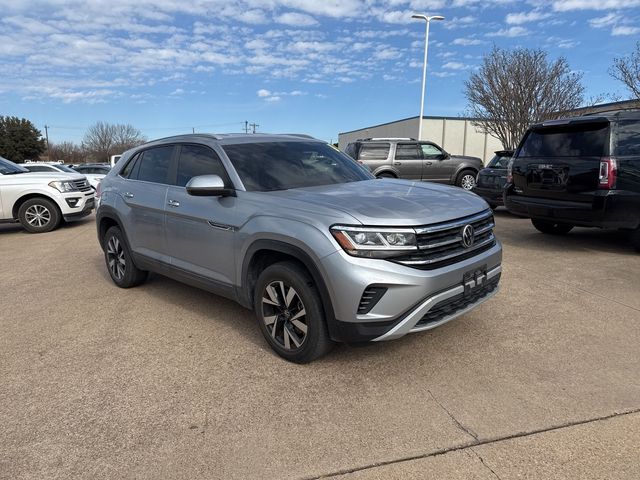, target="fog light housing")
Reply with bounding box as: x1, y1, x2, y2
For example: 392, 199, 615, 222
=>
65, 198, 80, 207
